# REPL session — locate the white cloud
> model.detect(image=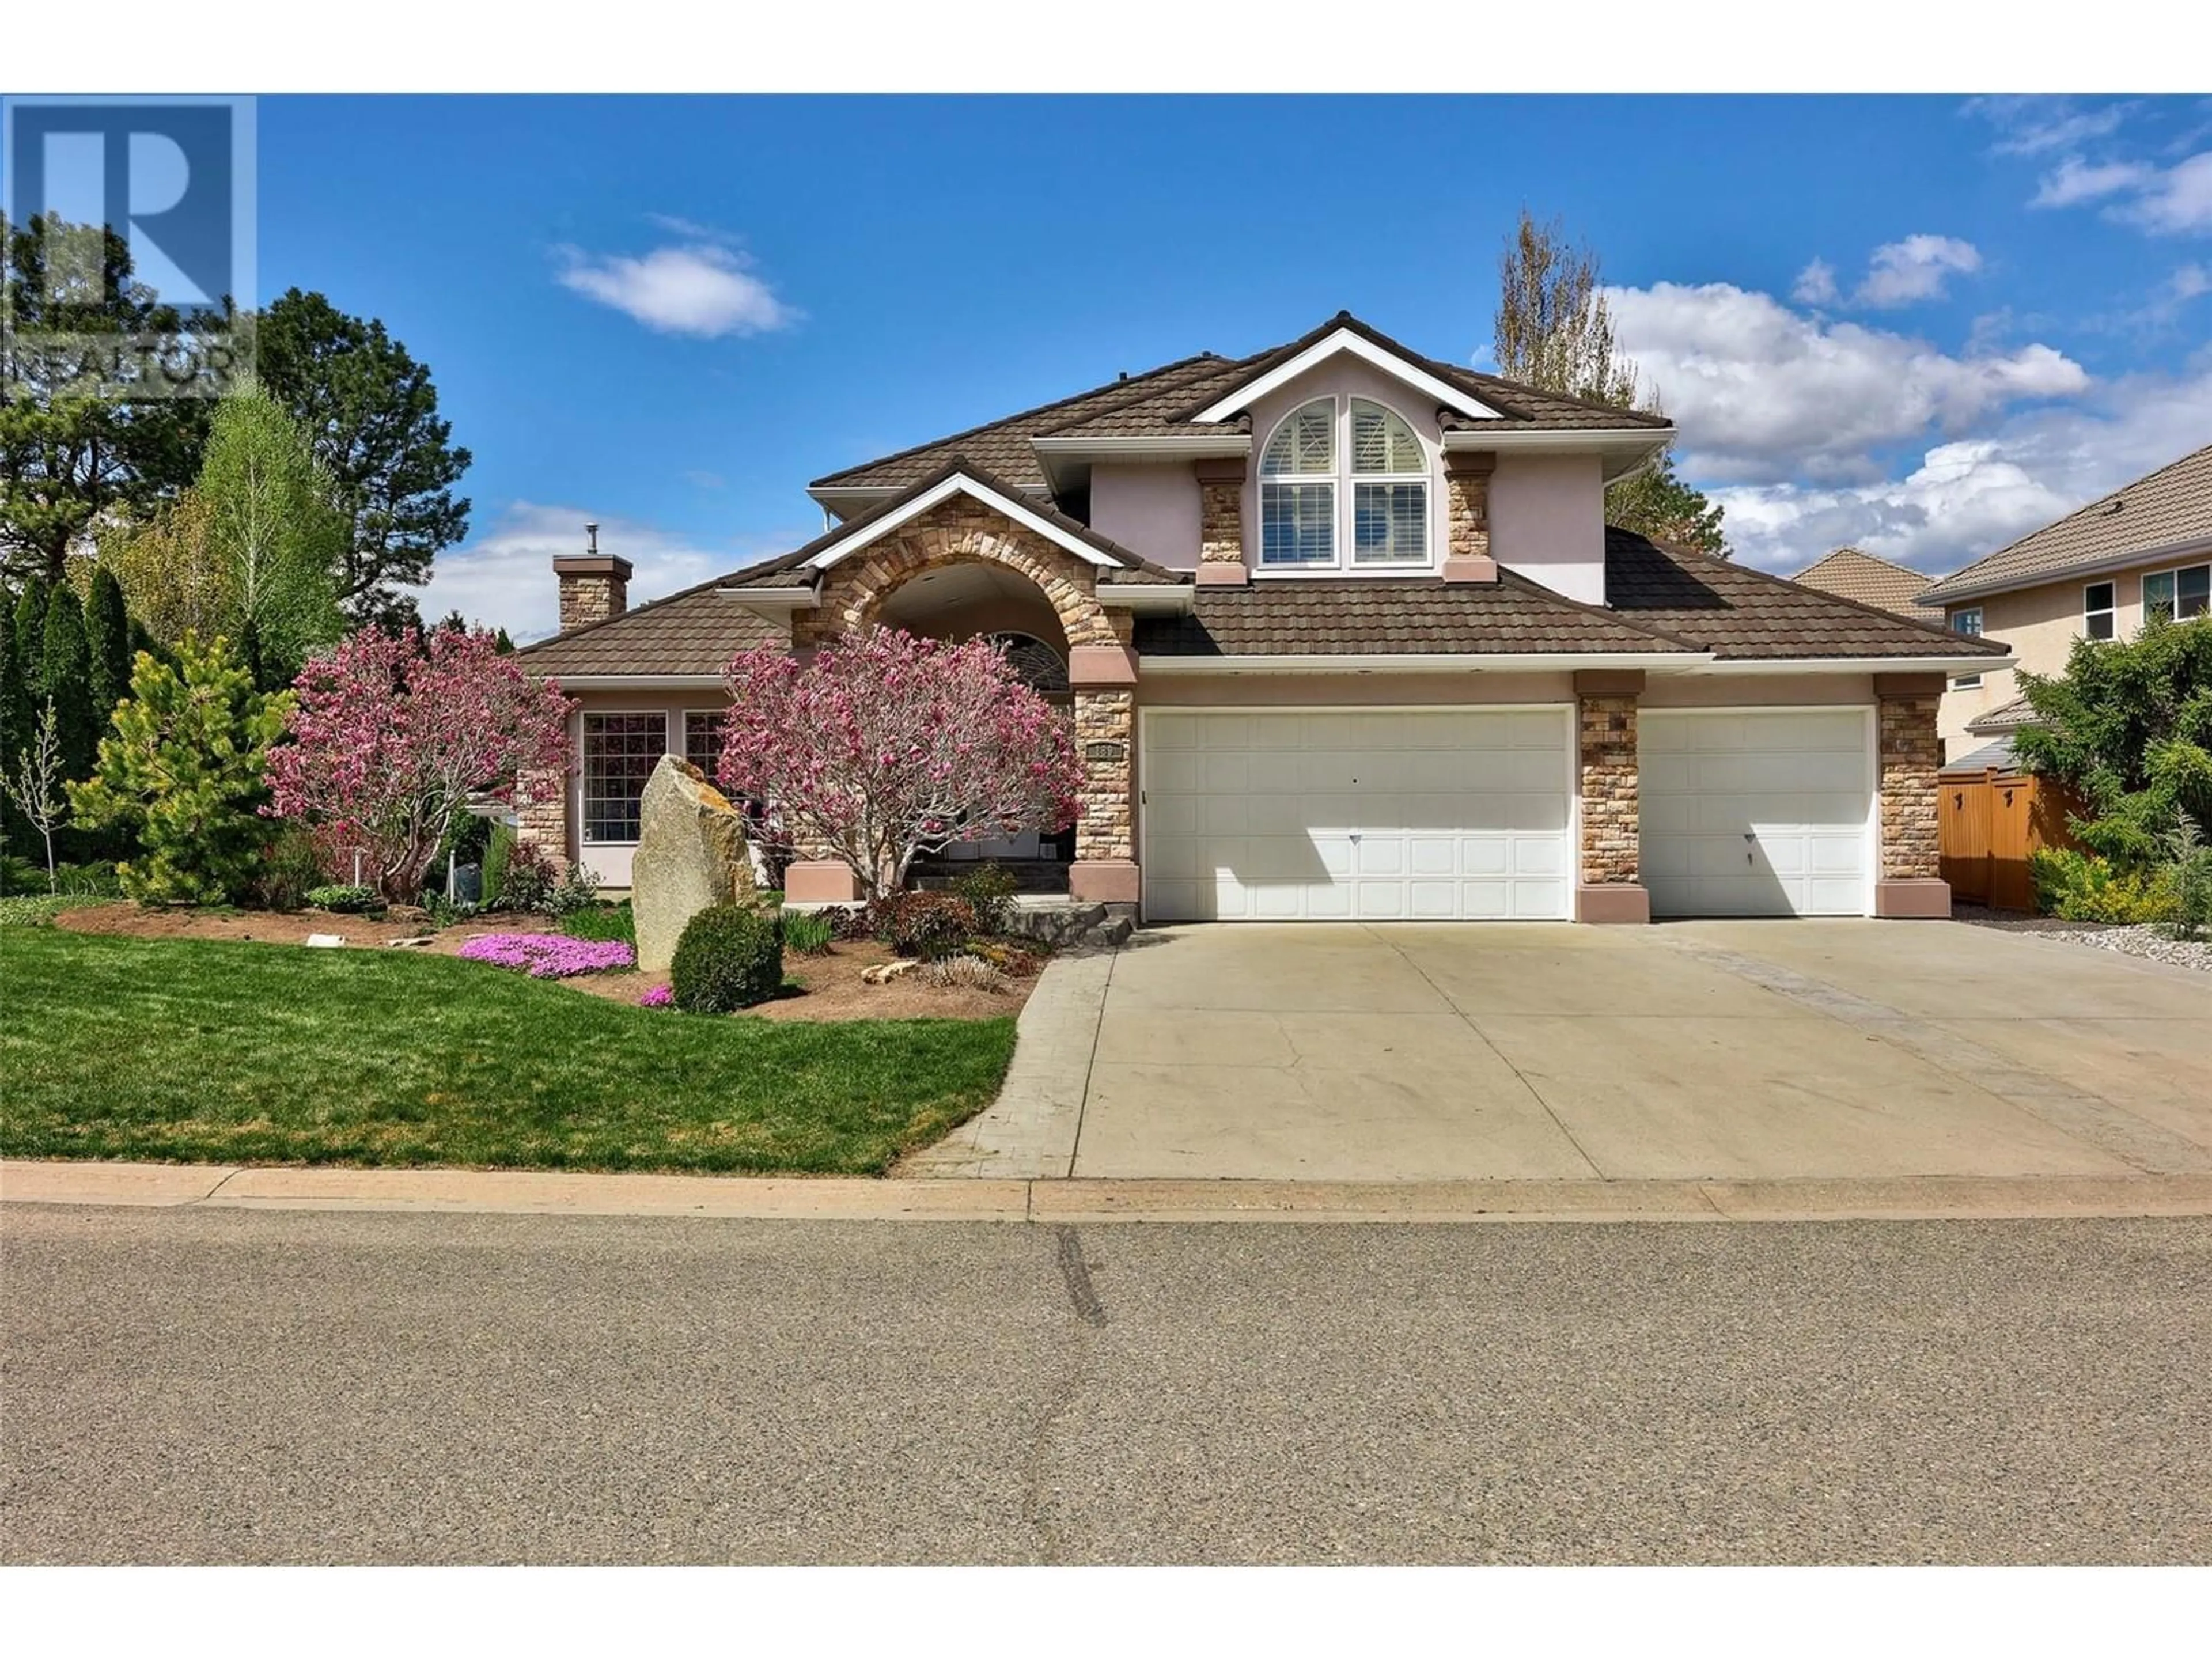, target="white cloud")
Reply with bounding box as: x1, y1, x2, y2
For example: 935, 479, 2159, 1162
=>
1790, 259, 1839, 306
2173, 263, 2212, 302
1854, 235, 1983, 306
1793, 236, 1983, 309
1707, 353, 2212, 577
2031, 149, 2212, 233
1607, 280, 2089, 484
2125, 151, 2212, 234
554, 240, 797, 338
410, 502, 744, 643
1969, 96, 2131, 157
2032, 155, 2158, 207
